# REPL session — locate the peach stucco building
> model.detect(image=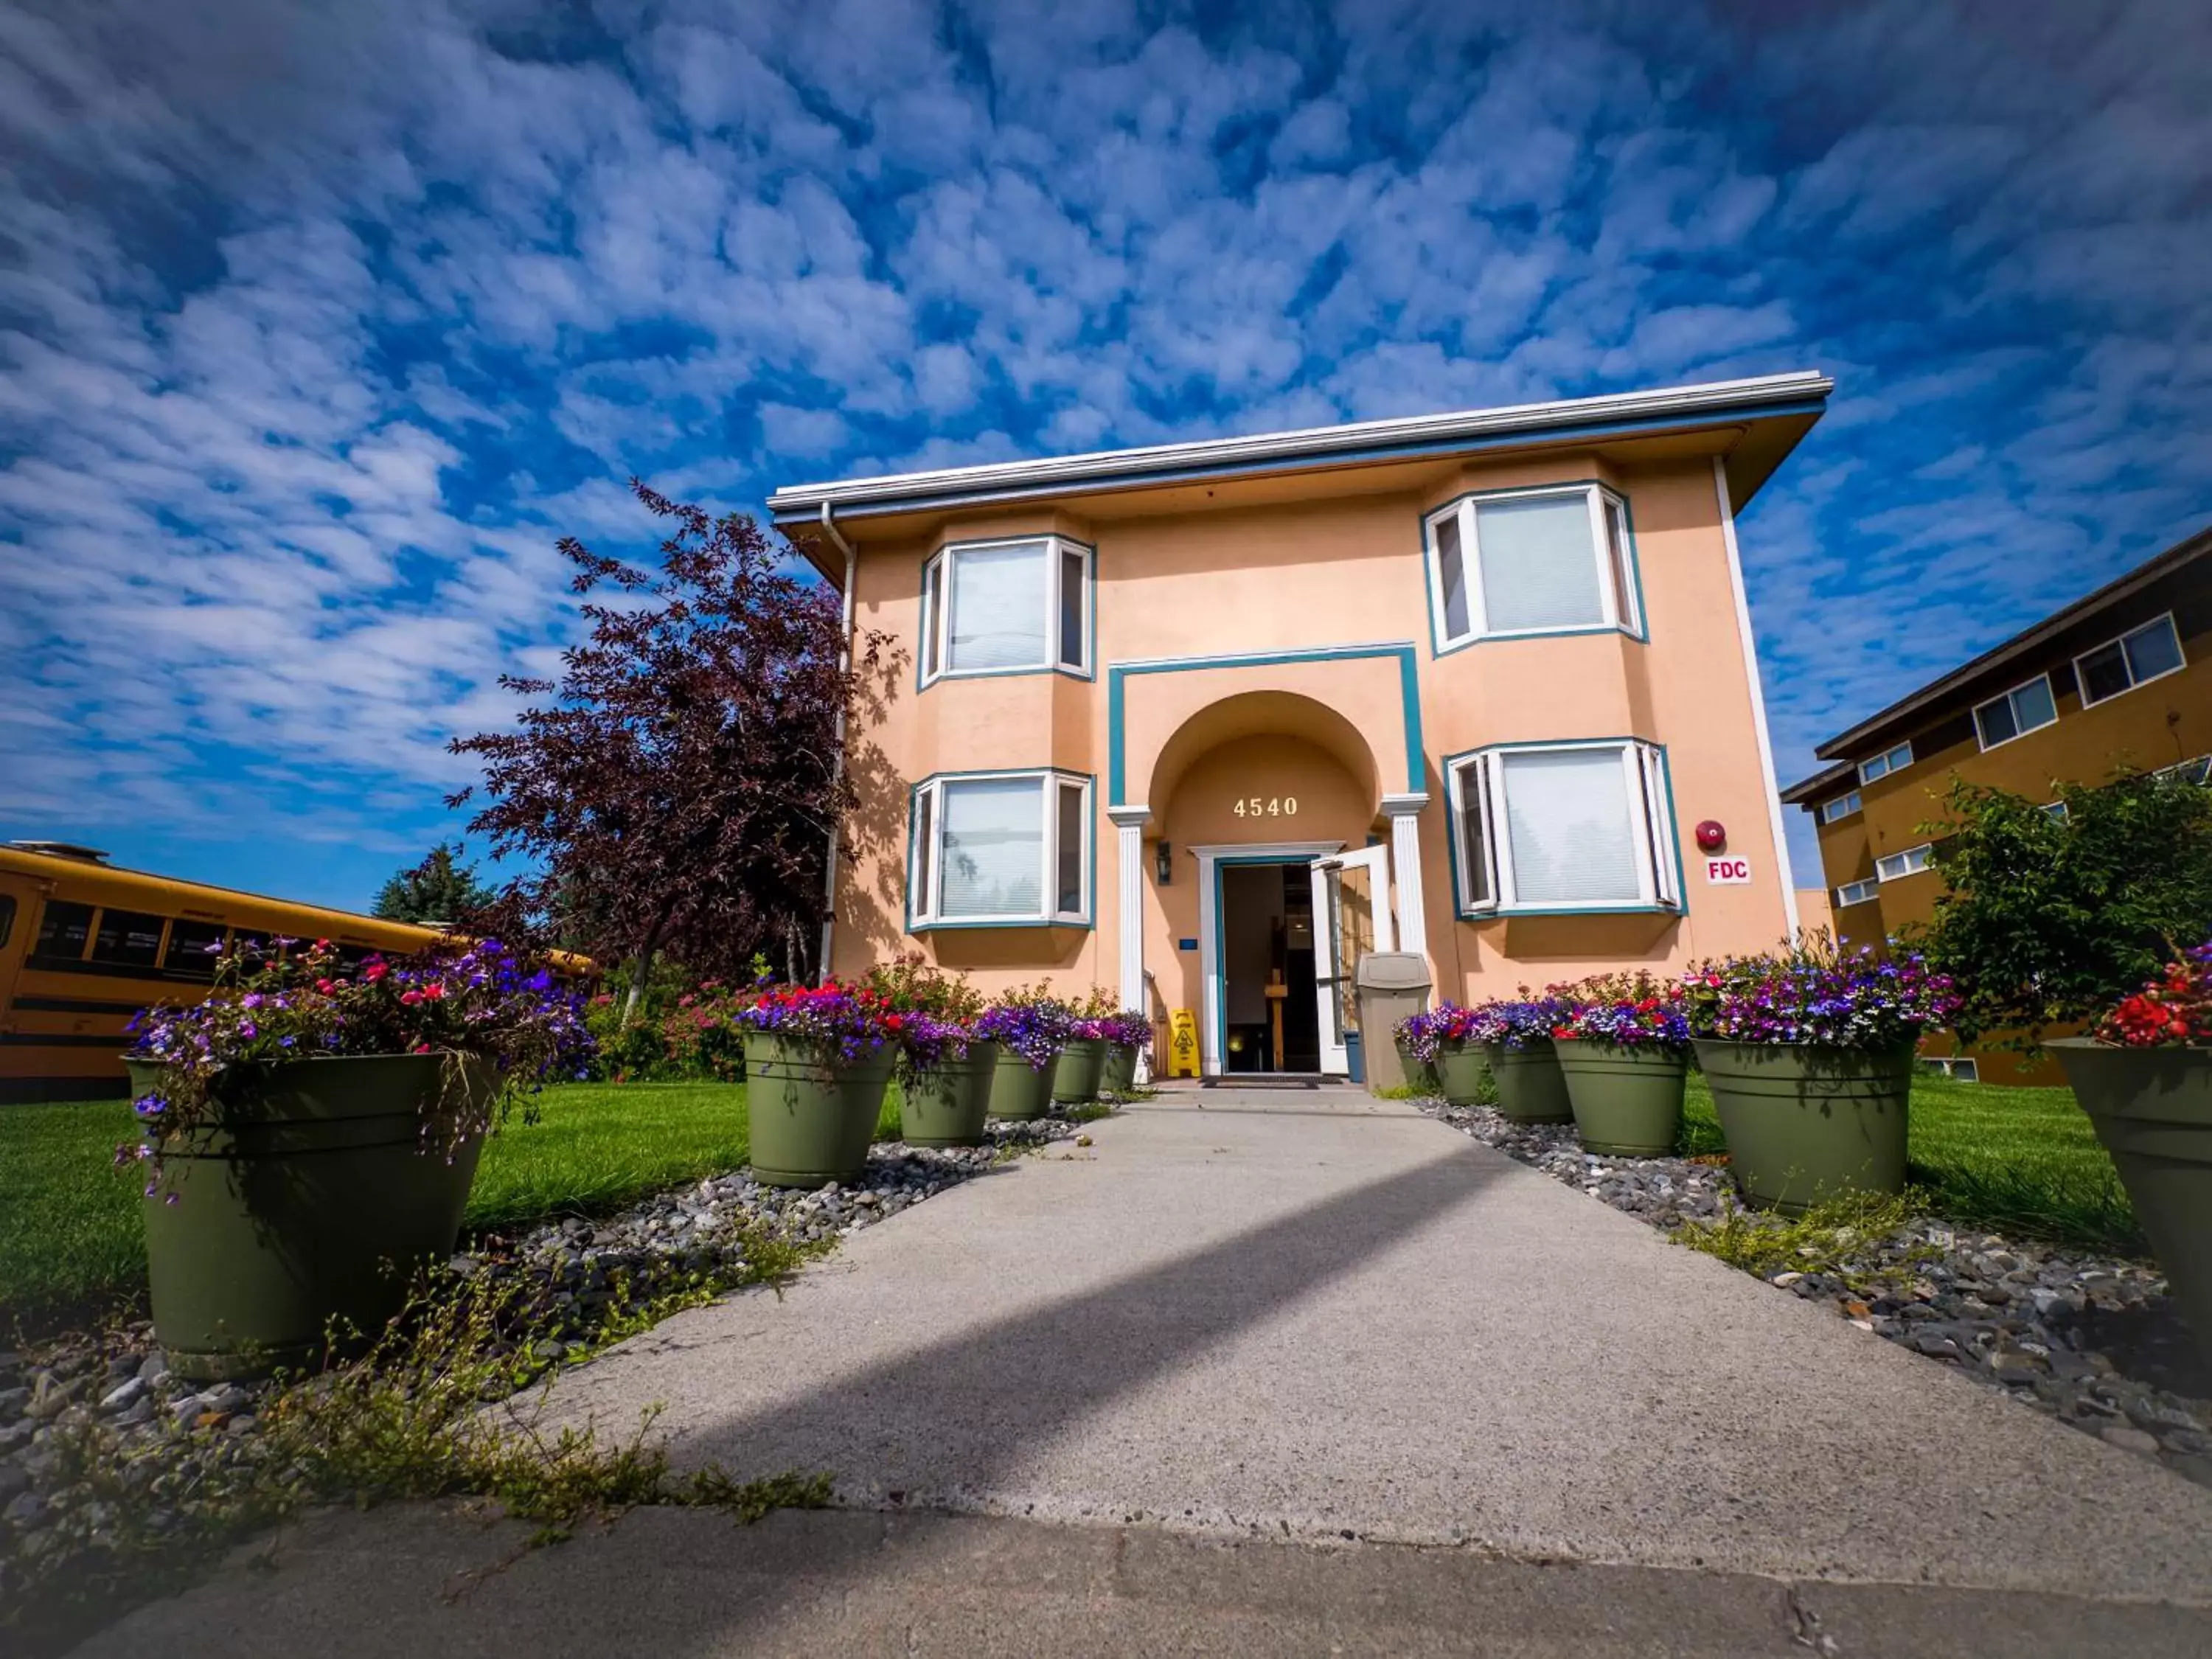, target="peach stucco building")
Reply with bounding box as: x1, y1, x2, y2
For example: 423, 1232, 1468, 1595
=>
770, 373, 1829, 1077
